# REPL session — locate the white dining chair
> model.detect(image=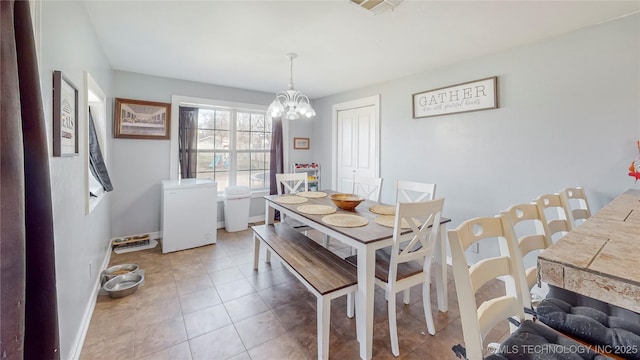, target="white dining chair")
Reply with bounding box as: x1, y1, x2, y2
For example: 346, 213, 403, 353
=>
500, 202, 553, 308
534, 193, 573, 242
275, 172, 308, 195
395, 180, 436, 203
560, 186, 591, 228
448, 215, 528, 360
352, 175, 383, 202
346, 198, 445, 357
